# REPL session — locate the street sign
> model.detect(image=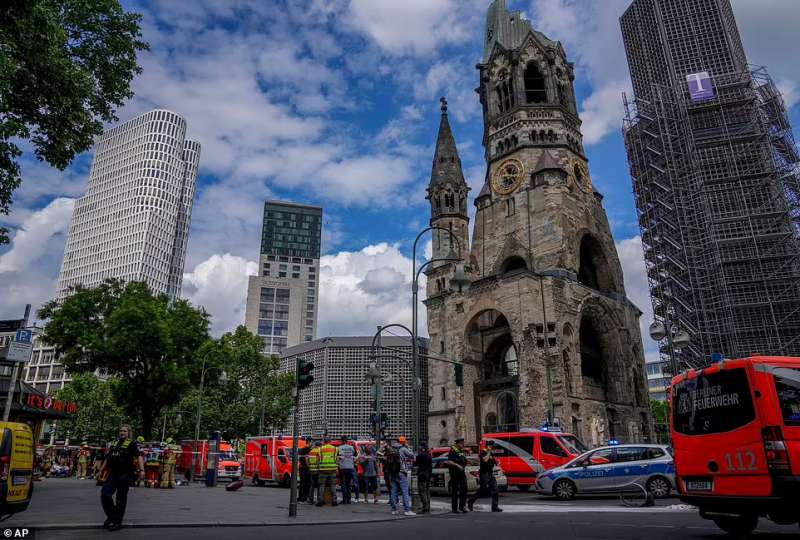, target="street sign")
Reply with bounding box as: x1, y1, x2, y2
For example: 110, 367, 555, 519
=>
6, 341, 32, 363
15, 329, 32, 343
